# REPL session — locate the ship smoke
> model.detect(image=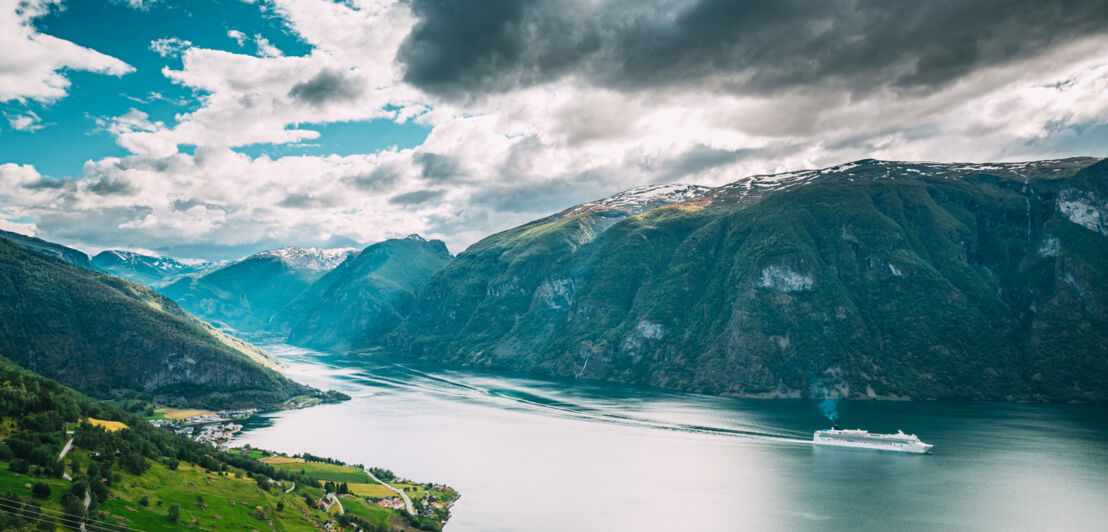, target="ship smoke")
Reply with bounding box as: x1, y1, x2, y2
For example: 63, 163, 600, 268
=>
819, 398, 840, 423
